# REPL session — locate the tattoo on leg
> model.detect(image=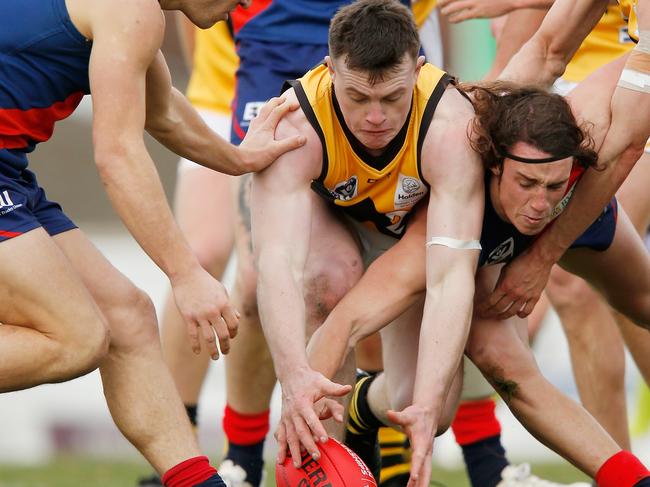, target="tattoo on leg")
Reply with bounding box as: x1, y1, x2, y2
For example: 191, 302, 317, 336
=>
492, 377, 519, 403
238, 174, 253, 252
